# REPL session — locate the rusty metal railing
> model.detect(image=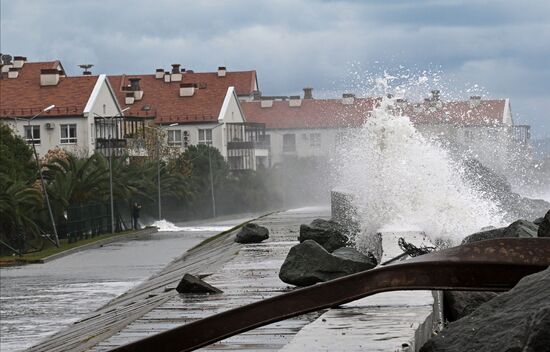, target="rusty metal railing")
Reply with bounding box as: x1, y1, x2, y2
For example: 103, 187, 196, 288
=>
110, 238, 550, 352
